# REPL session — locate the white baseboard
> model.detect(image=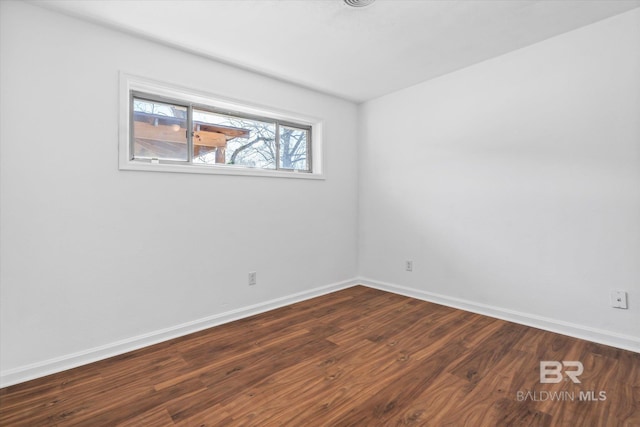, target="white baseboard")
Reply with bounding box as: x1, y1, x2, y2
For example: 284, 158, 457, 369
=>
0, 279, 358, 388
357, 277, 640, 354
